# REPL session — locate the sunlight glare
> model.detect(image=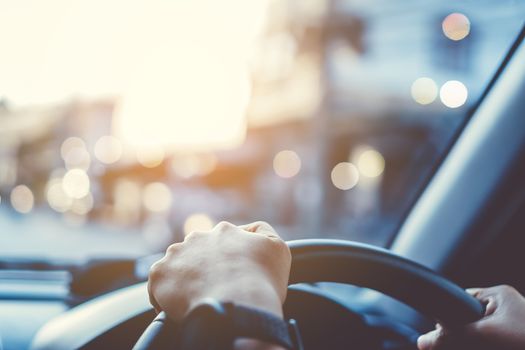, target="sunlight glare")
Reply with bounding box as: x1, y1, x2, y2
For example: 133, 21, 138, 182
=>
112, 0, 265, 153
0, 0, 269, 108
